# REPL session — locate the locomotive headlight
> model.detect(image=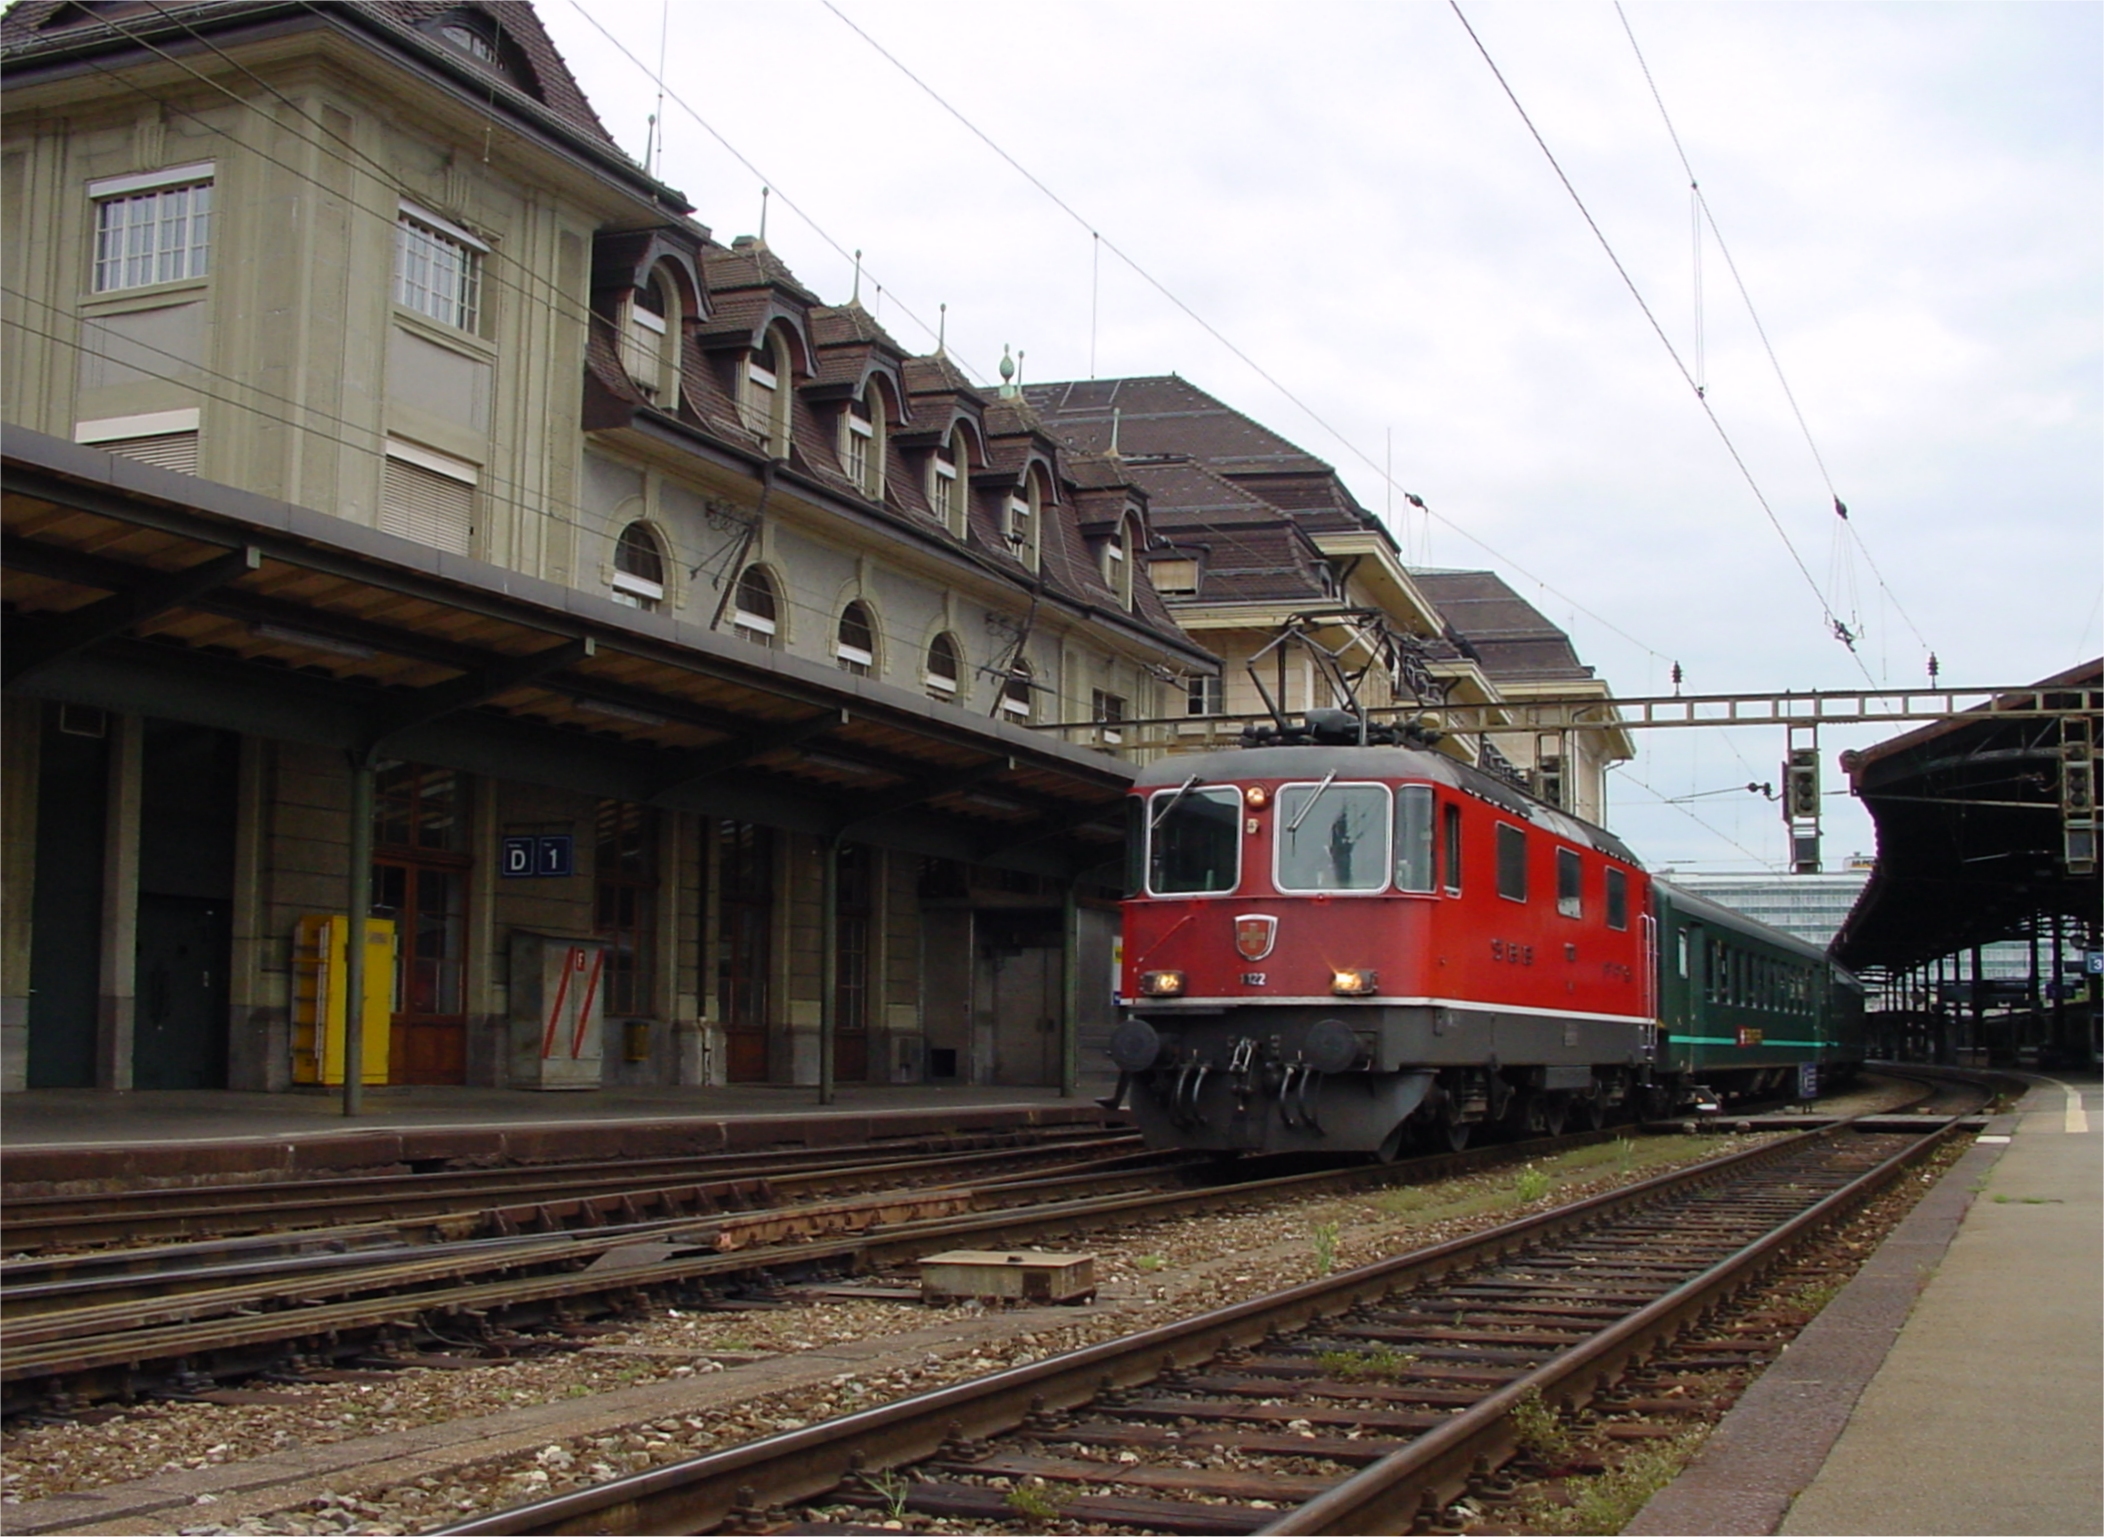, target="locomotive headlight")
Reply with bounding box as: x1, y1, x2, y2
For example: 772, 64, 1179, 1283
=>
1330, 968, 1379, 996
1138, 969, 1186, 997
1244, 786, 1268, 810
